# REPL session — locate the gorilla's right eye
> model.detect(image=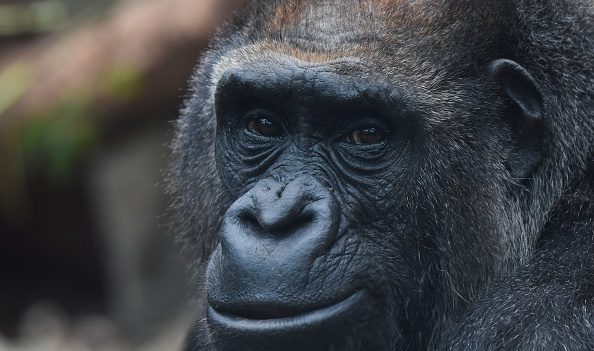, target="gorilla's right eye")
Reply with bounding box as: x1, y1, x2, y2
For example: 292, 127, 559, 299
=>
246, 116, 284, 137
